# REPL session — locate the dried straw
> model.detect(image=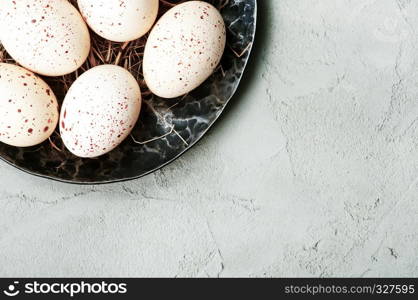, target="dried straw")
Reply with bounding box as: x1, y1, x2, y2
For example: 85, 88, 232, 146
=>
1, 0, 231, 98
0, 0, 245, 148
